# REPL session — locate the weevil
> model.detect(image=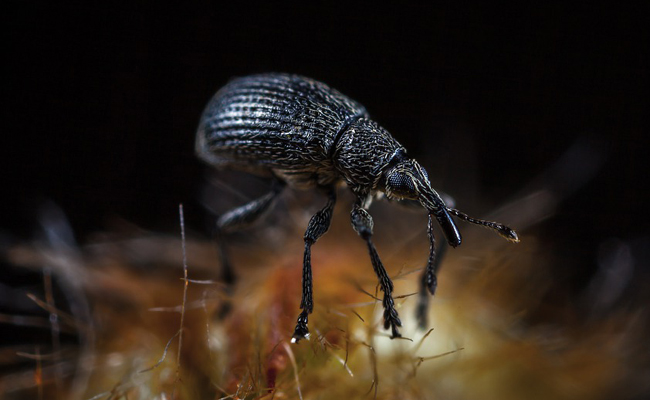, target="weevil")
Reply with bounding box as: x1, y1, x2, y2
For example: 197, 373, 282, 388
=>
196, 73, 519, 342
